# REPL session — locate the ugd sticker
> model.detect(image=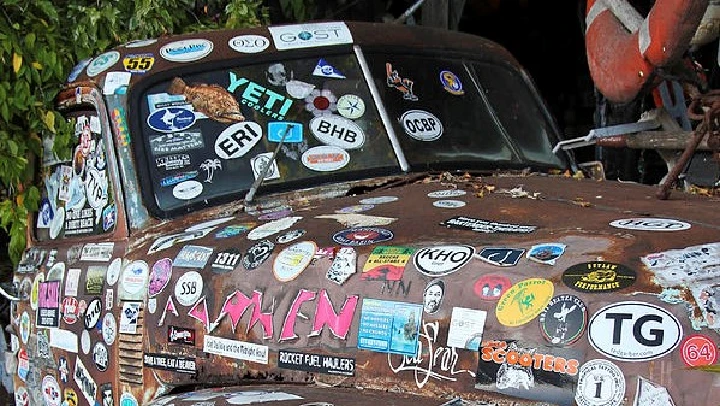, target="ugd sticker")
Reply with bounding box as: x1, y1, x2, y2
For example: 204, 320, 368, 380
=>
562, 261, 636, 293
357, 298, 422, 356
361, 246, 415, 281
496, 278, 554, 327
476, 340, 581, 406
